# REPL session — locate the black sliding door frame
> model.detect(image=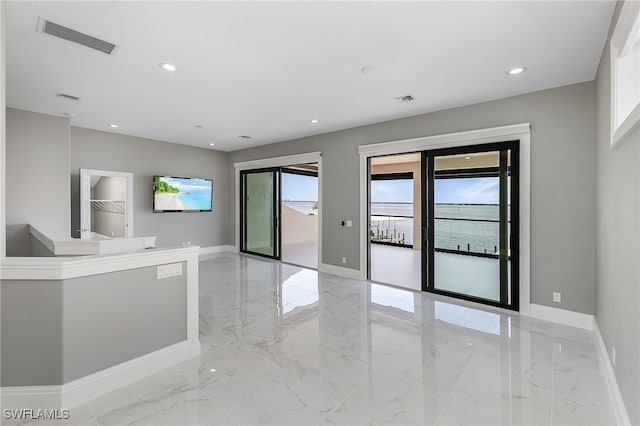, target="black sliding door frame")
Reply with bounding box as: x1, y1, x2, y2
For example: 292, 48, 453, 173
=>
421, 140, 520, 311
240, 162, 320, 262
240, 167, 281, 260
